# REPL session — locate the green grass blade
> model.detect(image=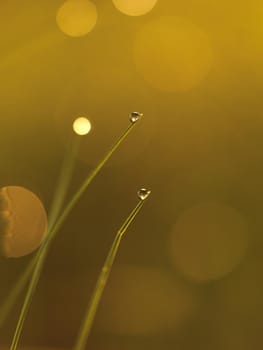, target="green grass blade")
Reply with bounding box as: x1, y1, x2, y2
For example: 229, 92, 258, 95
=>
8, 135, 80, 348
7, 119, 139, 349
0, 135, 79, 329
48, 134, 81, 230
74, 196, 148, 350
